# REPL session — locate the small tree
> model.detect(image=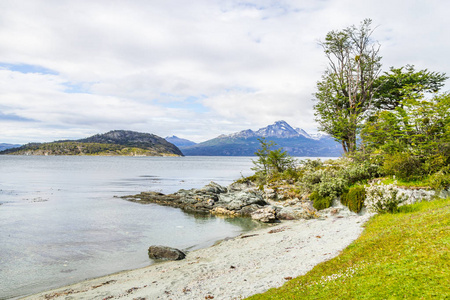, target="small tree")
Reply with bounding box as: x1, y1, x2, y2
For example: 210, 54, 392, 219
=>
252, 137, 274, 176
252, 138, 294, 178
